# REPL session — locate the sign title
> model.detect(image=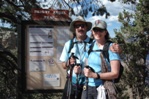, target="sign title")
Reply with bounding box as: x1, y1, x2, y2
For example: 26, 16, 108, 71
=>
31, 9, 71, 21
